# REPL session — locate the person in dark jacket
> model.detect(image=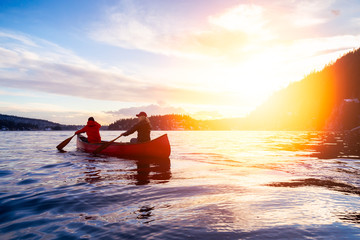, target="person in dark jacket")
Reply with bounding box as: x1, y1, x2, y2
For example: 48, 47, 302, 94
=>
120, 112, 151, 143
75, 117, 101, 143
